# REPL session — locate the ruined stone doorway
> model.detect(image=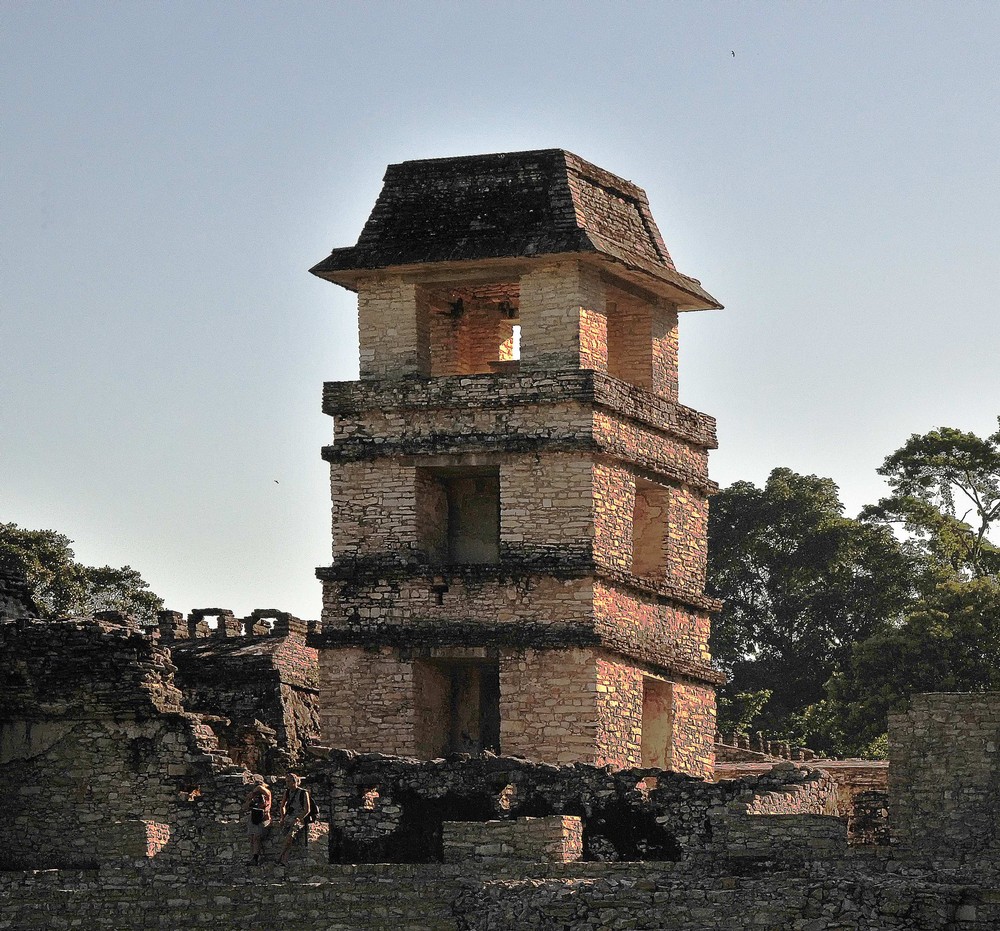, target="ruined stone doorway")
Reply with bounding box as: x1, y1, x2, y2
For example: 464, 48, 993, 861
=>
414, 659, 501, 757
